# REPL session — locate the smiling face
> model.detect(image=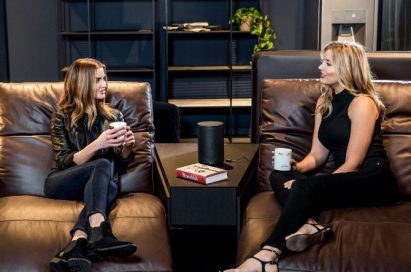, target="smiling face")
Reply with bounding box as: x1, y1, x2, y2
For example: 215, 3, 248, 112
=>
319, 50, 344, 93
94, 67, 107, 100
